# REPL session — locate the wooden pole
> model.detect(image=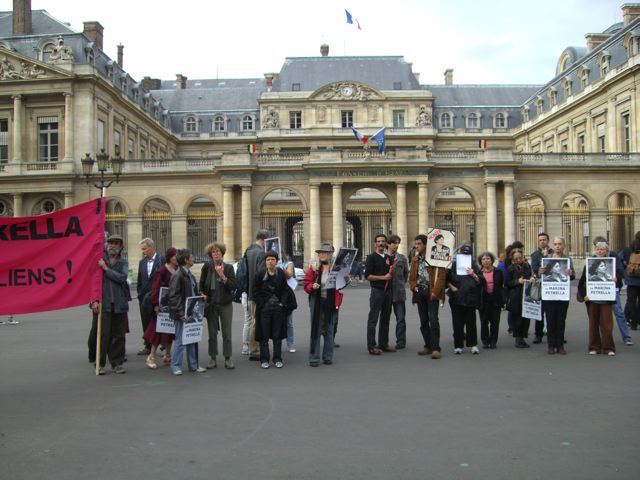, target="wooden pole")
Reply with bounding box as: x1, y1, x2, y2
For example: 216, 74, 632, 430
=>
95, 302, 103, 375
